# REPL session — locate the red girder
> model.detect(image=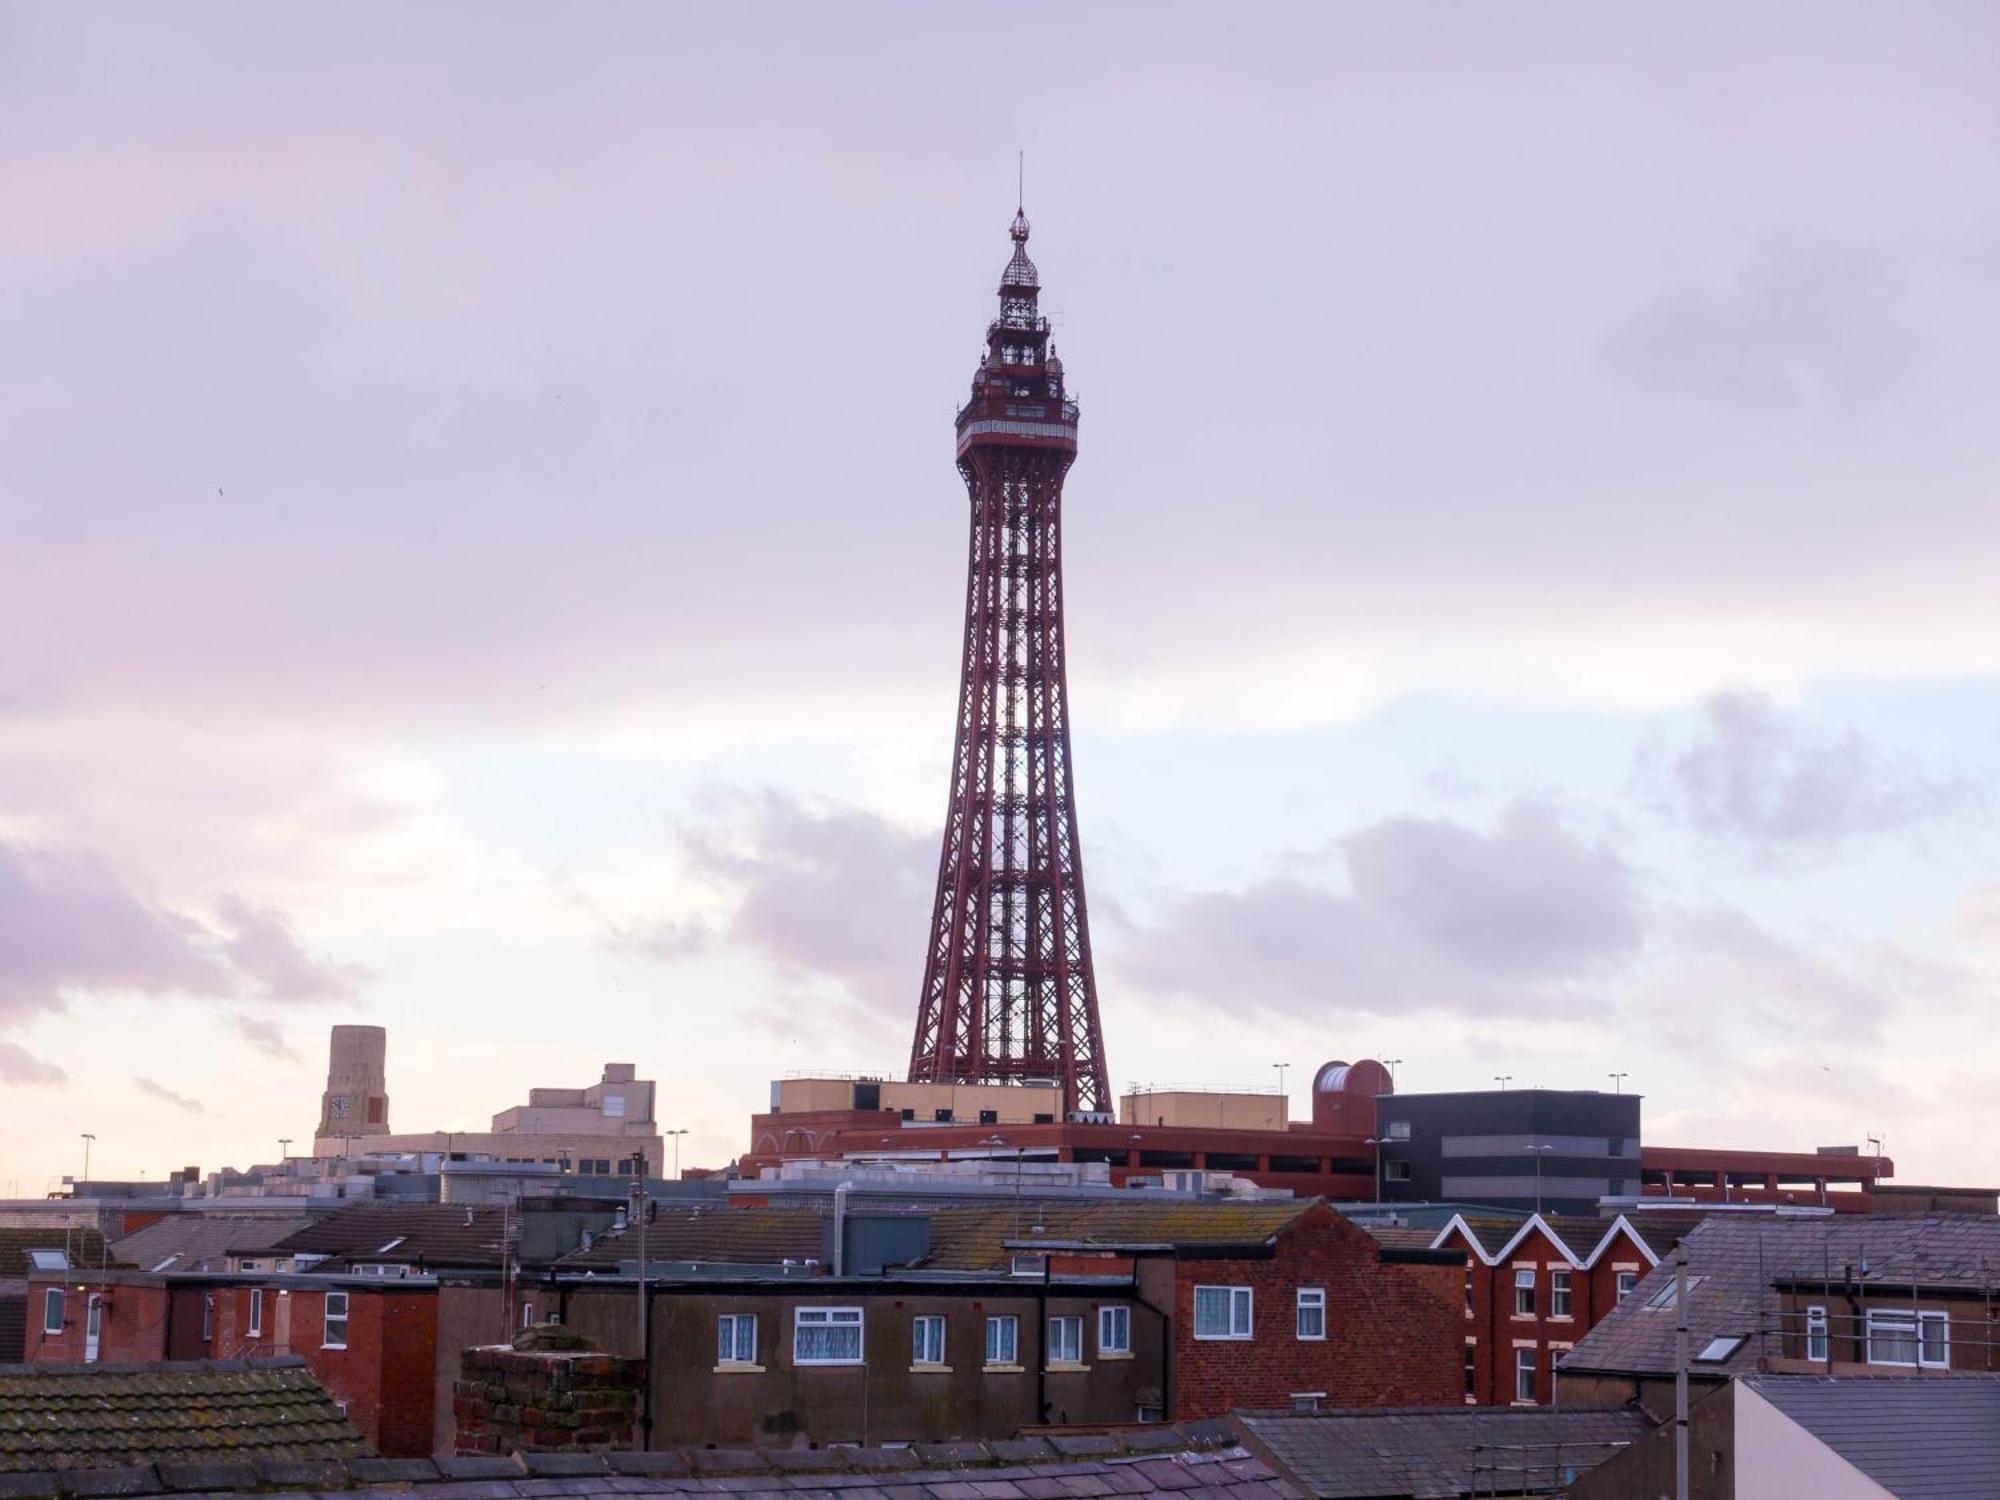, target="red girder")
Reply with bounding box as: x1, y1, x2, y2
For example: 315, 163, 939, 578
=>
908, 211, 1112, 1116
